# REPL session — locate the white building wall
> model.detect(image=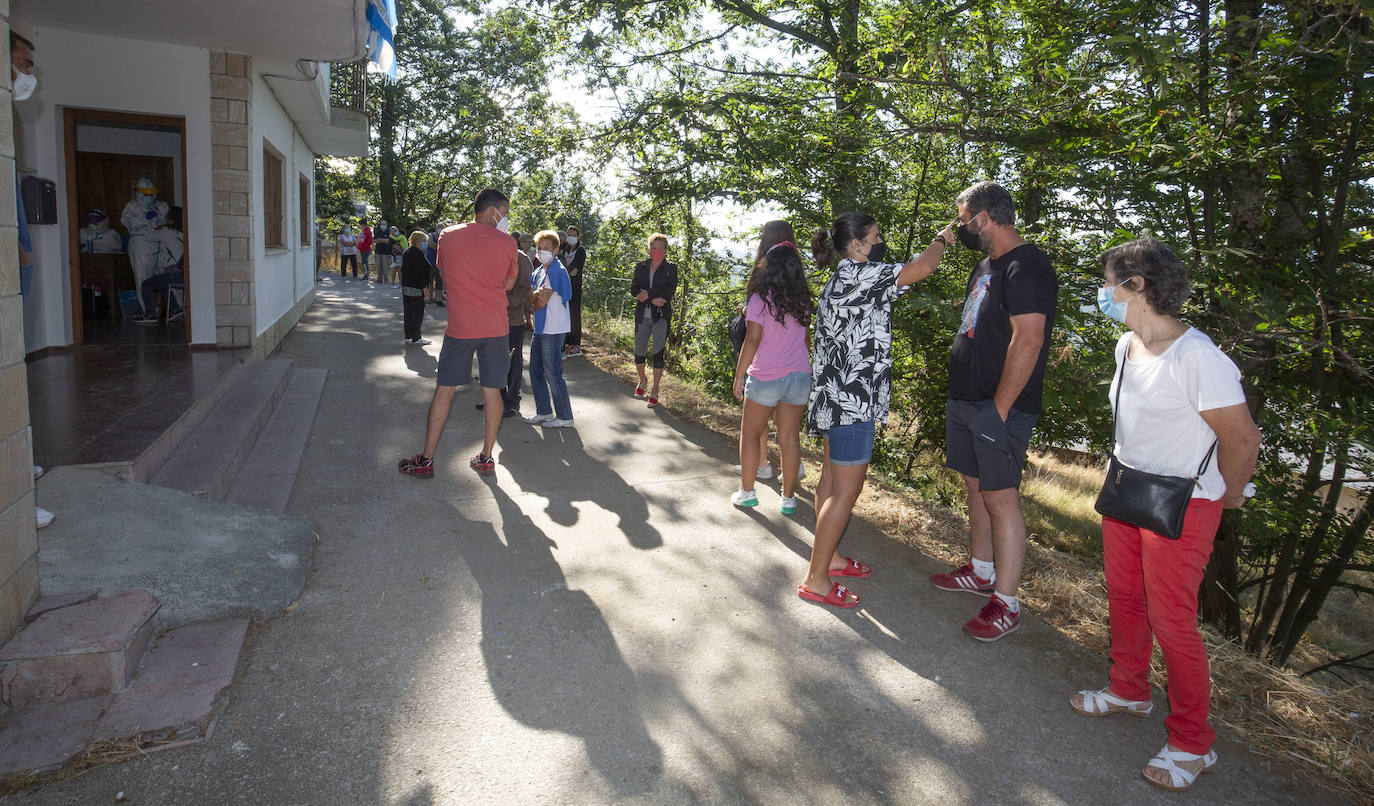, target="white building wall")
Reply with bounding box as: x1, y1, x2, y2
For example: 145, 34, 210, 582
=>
250, 72, 316, 338
13, 27, 215, 349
